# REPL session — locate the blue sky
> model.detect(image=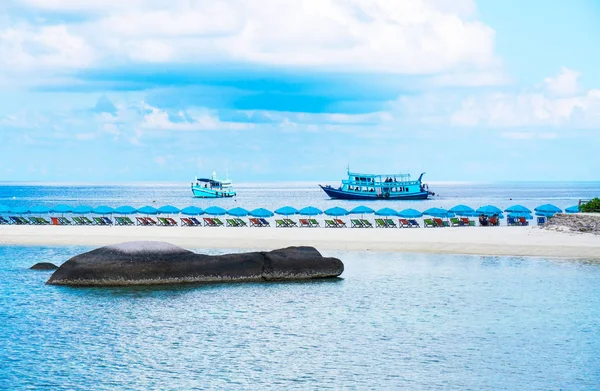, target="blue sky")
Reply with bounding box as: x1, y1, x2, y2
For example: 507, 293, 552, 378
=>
0, 0, 599, 182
